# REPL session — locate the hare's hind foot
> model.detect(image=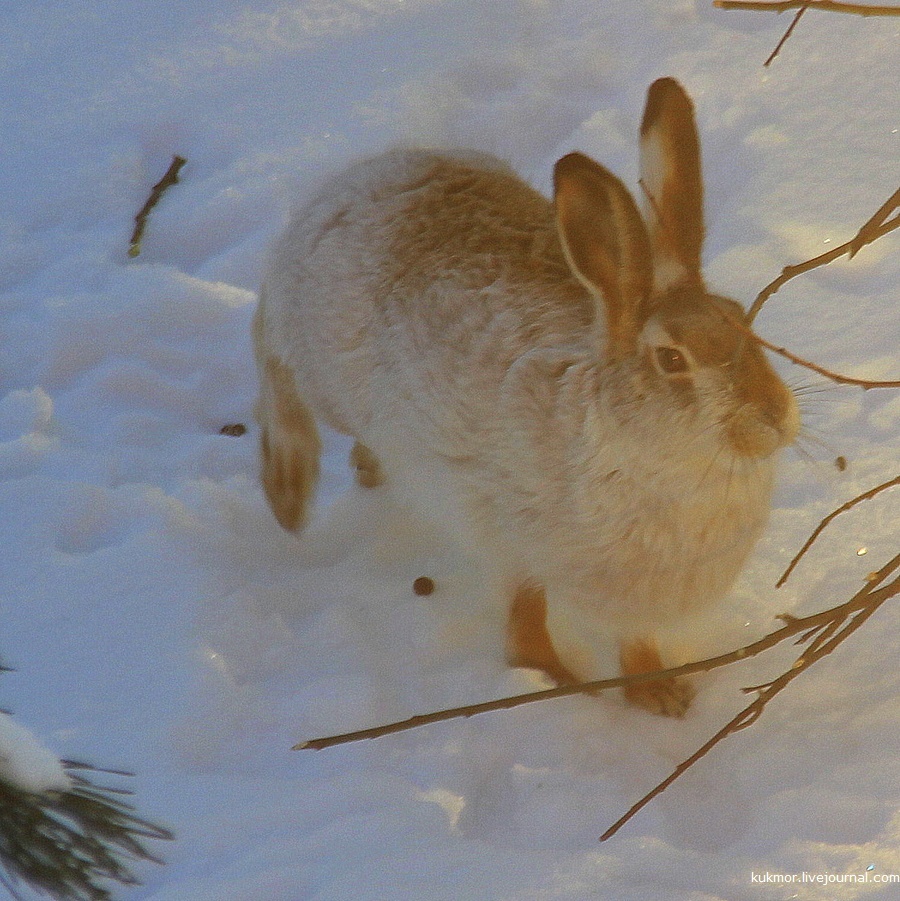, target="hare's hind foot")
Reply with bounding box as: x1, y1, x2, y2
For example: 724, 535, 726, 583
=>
506, 583, 580, 687
257, 356, 322, 532
619, 639, 695, 717
350, 441, 384, 488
